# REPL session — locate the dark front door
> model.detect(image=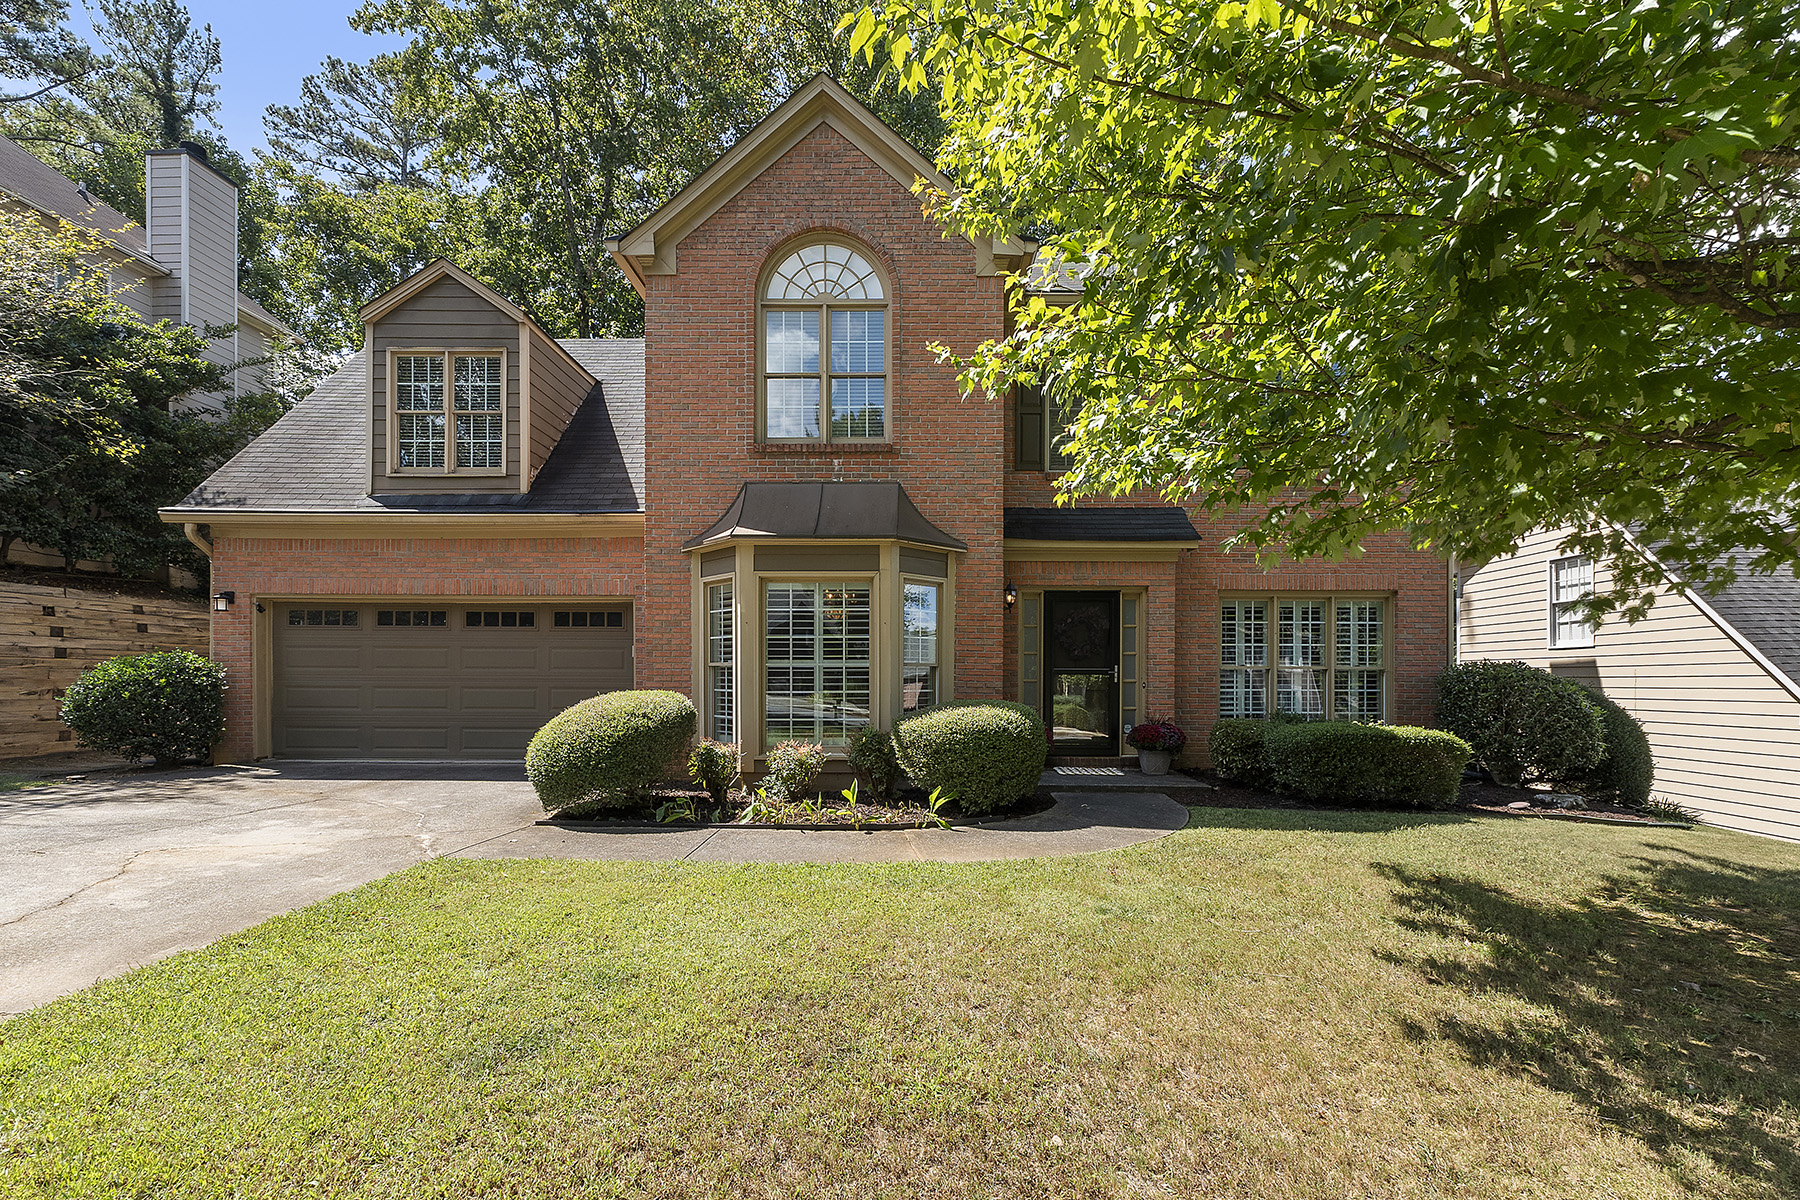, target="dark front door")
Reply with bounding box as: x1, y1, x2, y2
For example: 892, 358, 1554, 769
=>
1044, 590, 1121, 754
